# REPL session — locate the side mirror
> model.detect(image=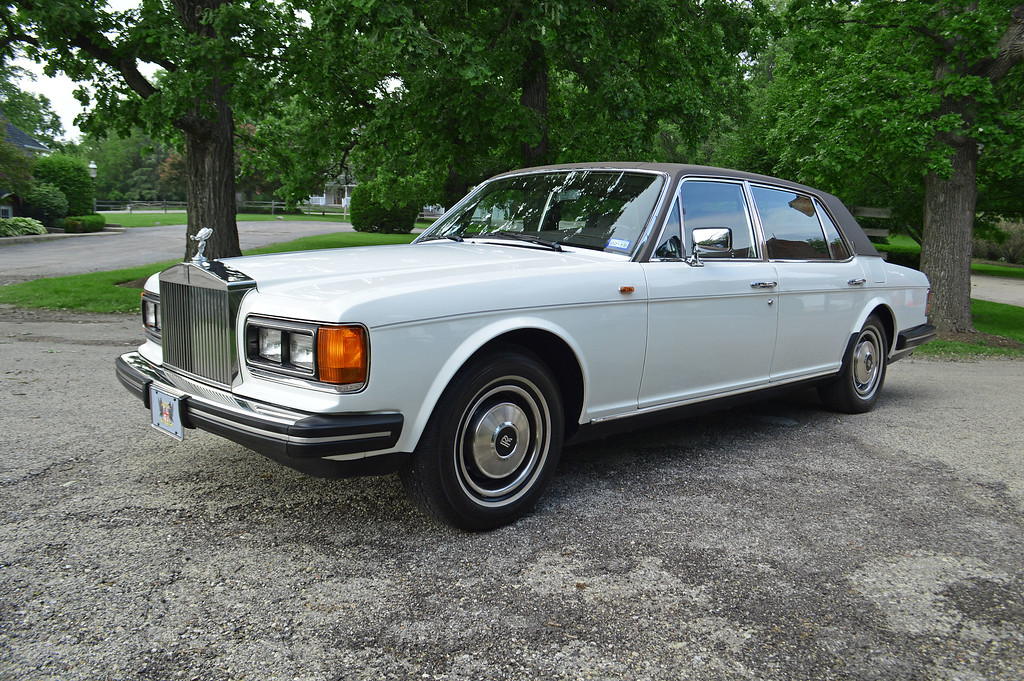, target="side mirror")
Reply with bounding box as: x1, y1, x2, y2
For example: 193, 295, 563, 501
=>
692, 227, 732, 254
685, 227, 732, 267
